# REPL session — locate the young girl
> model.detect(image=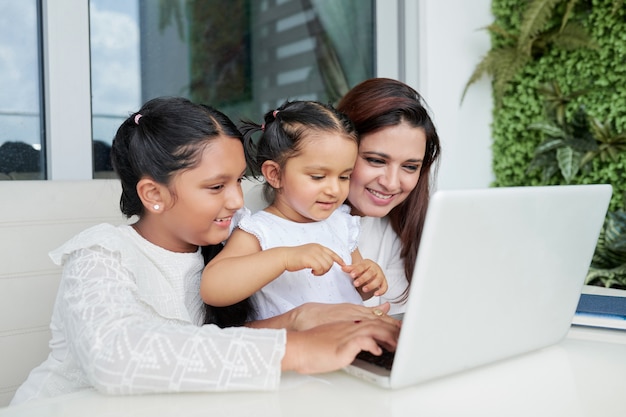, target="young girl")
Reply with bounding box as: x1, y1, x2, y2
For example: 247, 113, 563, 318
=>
10, 97, 399, 405
201, 100, 388, 320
